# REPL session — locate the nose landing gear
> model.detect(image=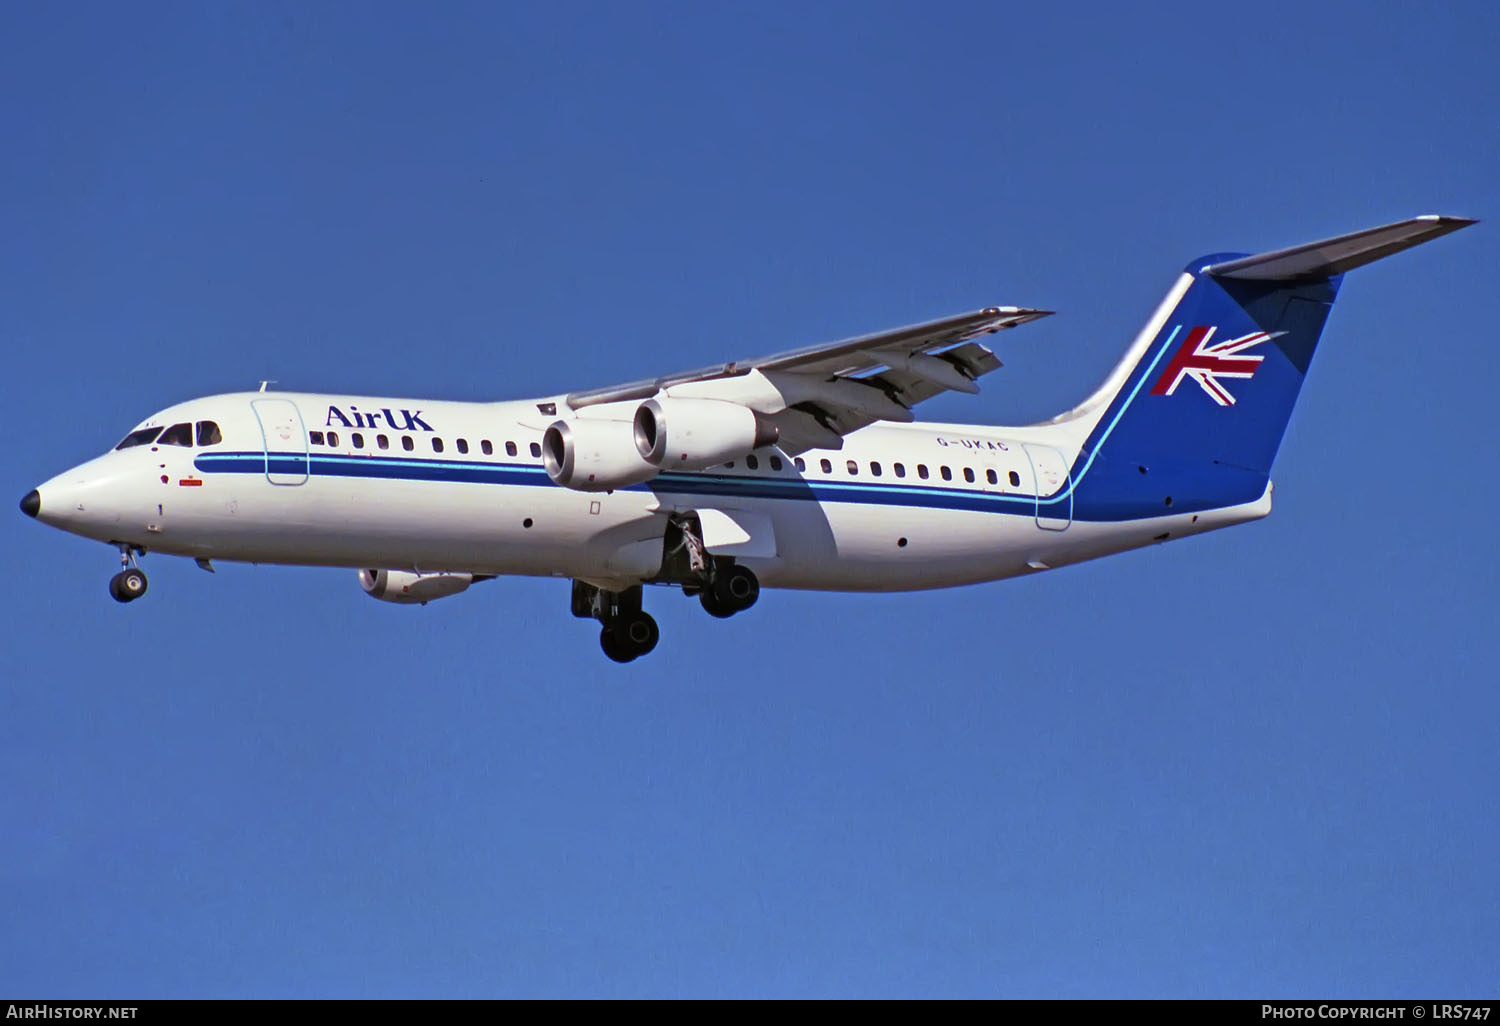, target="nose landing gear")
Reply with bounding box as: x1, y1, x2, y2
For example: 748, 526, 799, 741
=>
108, 545, 148, 603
